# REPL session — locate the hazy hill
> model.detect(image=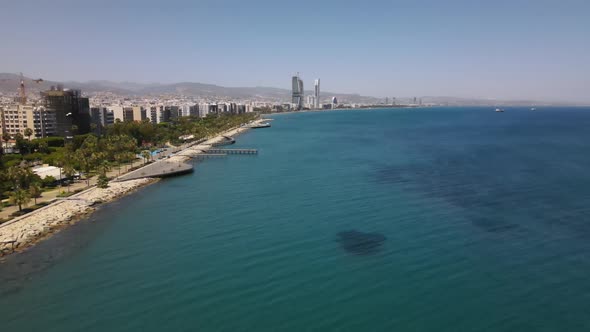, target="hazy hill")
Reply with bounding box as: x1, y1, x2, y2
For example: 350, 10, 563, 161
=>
0, 73, 380, 103
0, 73, 582, 106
